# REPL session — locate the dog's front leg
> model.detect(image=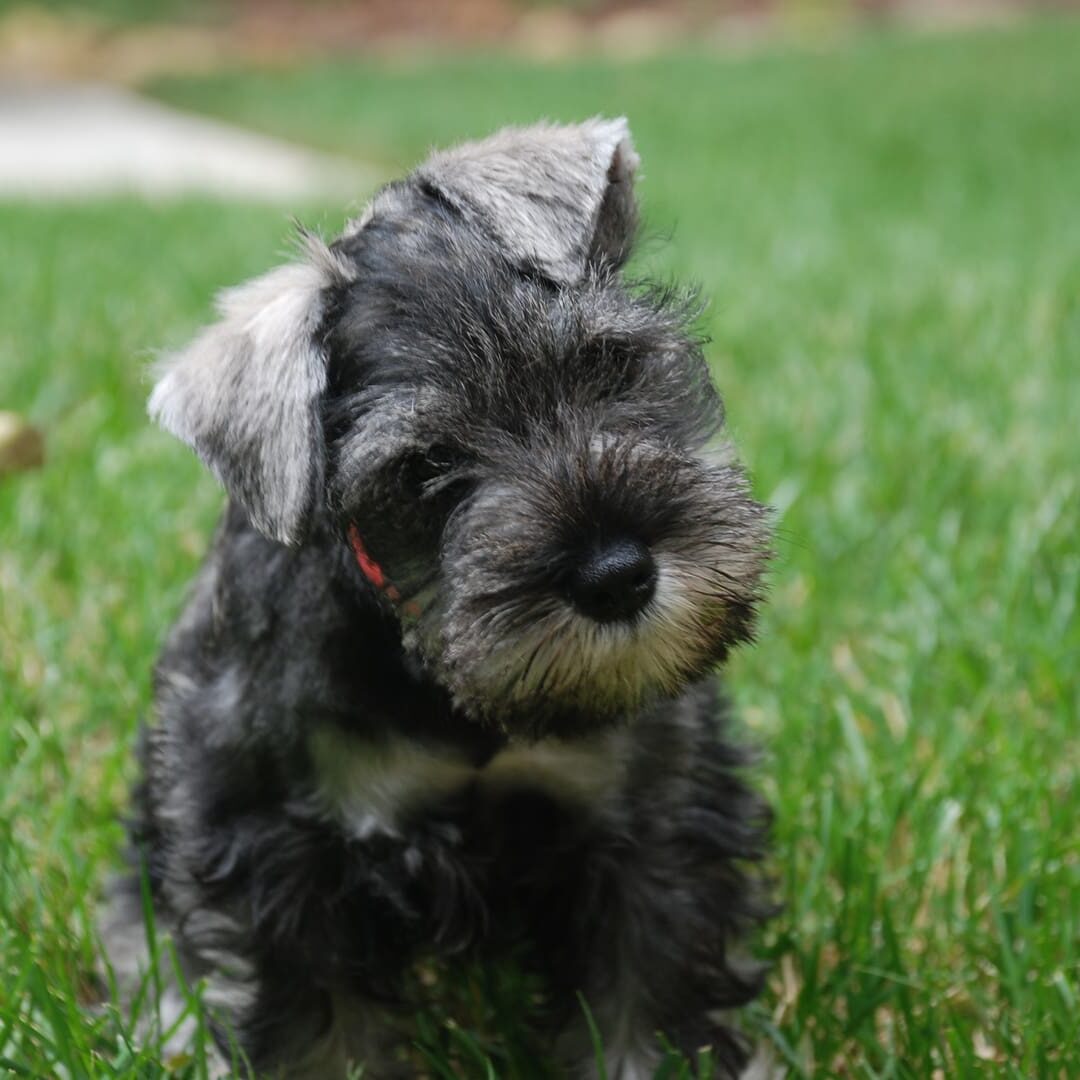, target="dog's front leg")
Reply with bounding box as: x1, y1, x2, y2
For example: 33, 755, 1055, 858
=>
172, 902, 406, 1079
557, 854, 761, 1080
551, 727, 770, 1080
